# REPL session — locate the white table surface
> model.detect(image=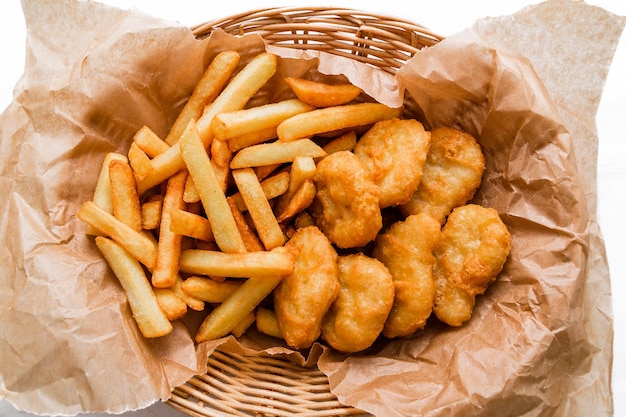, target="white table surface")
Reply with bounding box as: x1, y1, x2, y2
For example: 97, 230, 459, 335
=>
1, 1, 624, 416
